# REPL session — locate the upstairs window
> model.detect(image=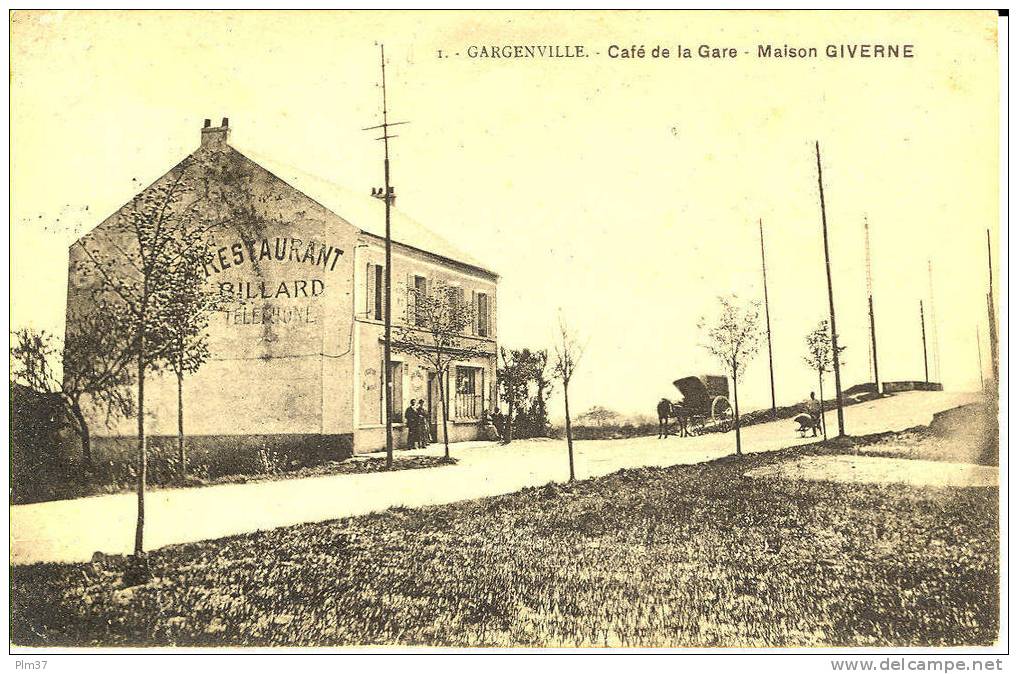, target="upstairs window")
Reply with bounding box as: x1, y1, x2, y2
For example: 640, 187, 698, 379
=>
448, 285, 465, 306
366, 262, 384, 321
476, 292, 489, 337
413, 275, 427, 326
